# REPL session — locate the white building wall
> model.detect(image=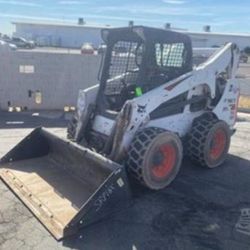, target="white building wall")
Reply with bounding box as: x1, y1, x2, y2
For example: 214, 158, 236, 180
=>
13, 22, 250, 50
0, 49, 101, 110
14, 23, 103, 48
188, 33, 250, 50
